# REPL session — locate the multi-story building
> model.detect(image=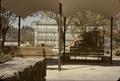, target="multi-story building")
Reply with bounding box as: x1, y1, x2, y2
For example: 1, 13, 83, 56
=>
32, 19, 79, 47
